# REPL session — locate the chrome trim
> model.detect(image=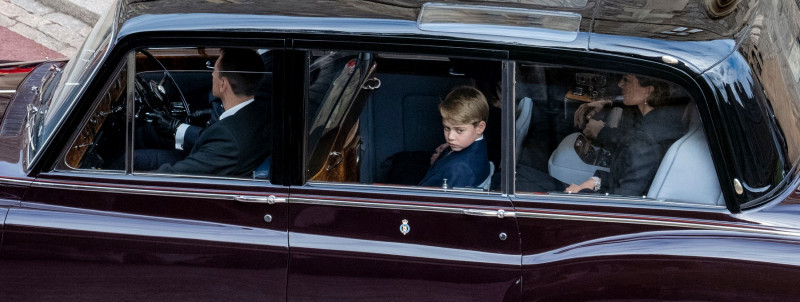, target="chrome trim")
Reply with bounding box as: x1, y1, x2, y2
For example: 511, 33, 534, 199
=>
417, 3, 582, 42
516, 191, 727, 211
304, 181, 501, 195
0, 89, 16, 94
0, 200, 19, 207
31, 180, 279, 201
661, 55, 679, 65
291, 232, 519, 266
235, 195, 270, 203
139, 171, 269, 182
463, 208, 516, 218
515, 210, 800, 237
291, 197, 506, 215
235, 195, 287, 204
0, 177, 33, 186
125, 52, 136, 174
501, 60, 515, 195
